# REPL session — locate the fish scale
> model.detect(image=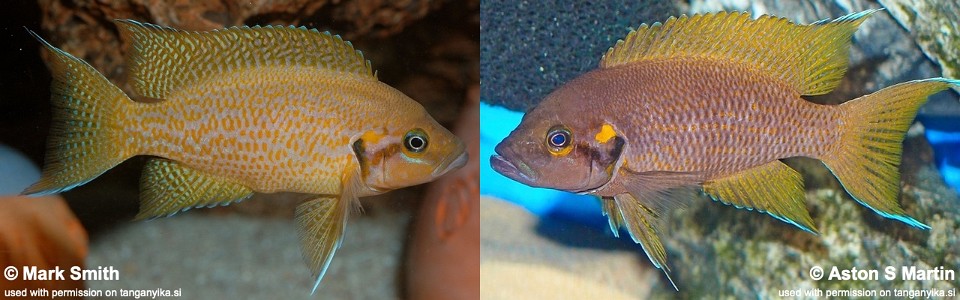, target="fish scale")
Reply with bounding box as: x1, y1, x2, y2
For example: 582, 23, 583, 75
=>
581, 59, 841, 178
125, 68, 410, 194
